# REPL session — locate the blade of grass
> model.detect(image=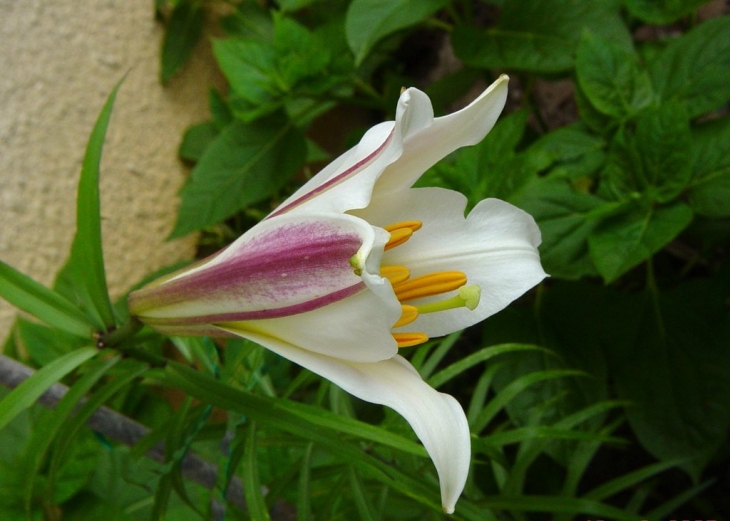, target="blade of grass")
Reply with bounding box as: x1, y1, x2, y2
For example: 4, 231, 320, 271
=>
297, 443, 314, 521
349, 466, 378, 521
